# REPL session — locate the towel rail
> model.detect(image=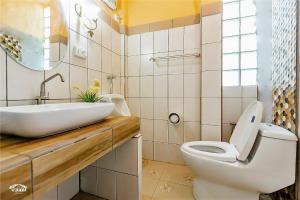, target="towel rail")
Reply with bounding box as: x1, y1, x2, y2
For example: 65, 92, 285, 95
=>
149, 53, 200, 62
